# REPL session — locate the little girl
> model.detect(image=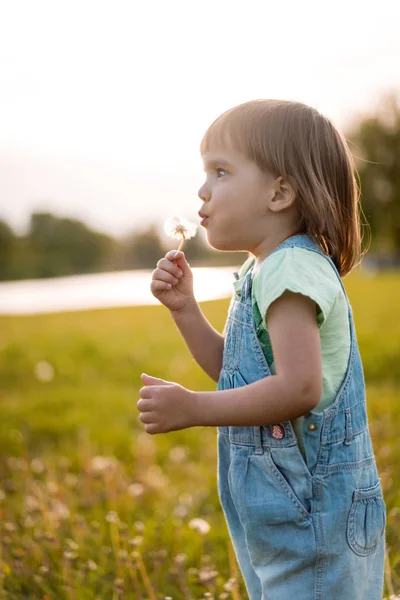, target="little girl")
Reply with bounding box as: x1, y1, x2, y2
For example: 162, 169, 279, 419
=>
137, 99, 386, 599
